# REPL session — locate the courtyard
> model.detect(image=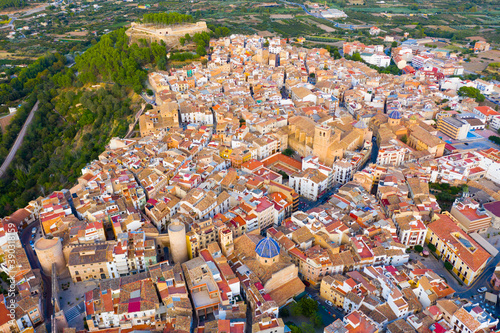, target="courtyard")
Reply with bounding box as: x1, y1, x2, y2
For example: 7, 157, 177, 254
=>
57, 277, 99, 330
